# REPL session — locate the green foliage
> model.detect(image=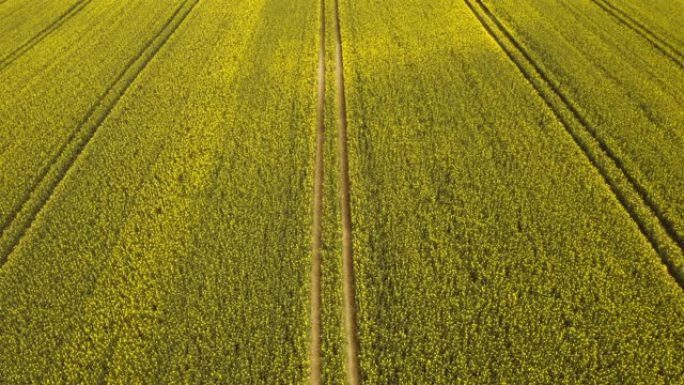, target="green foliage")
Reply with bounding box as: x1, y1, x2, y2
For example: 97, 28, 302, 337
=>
483, 0, 684, 242
0, 0, 80, 59
0, 0, 187, 230
339, 0, 684, 383
0, 0, 318, 383
1, 0, 683, 383
602, 0, 684, 56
